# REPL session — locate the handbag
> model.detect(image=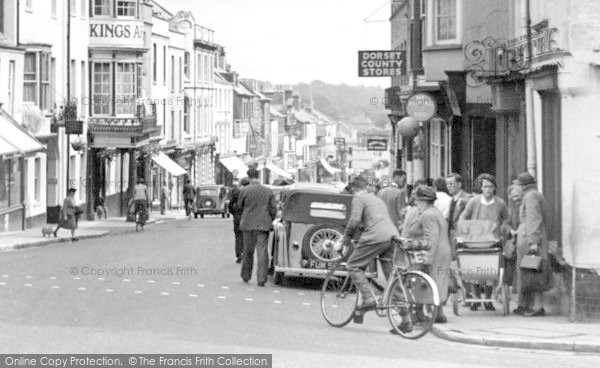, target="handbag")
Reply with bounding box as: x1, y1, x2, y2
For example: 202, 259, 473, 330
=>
520, 257, 550, 293
503, 236, 516, 260
520, 251, 542, 271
